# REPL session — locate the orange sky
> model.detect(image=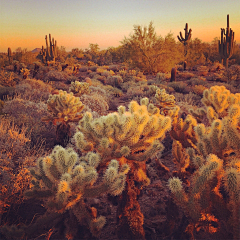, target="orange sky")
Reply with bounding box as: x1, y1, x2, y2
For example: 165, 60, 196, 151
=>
1, 0, 239, 52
